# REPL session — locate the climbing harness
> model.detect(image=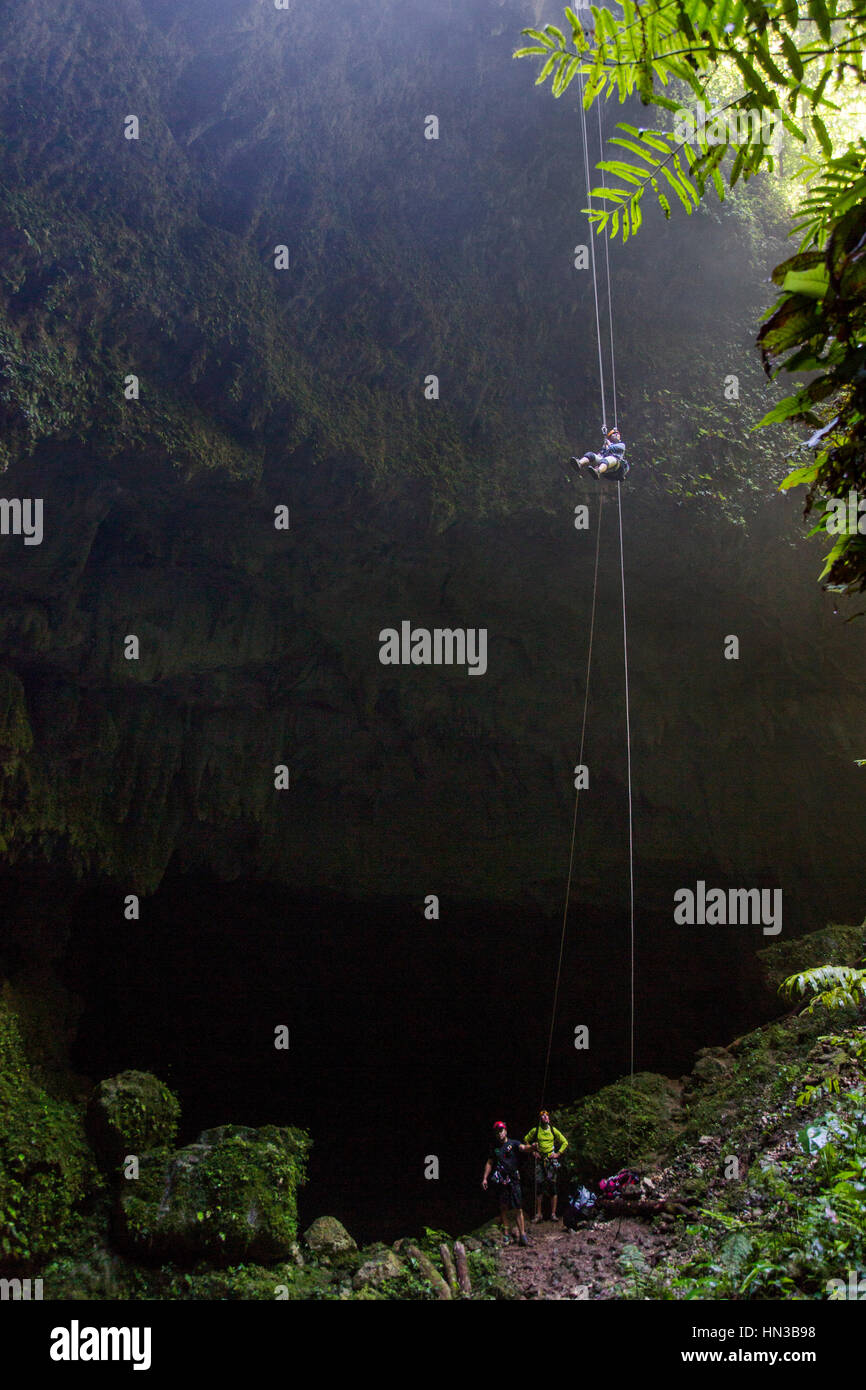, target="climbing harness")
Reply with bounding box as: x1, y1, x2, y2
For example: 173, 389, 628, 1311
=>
540, 64, 636, 1172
